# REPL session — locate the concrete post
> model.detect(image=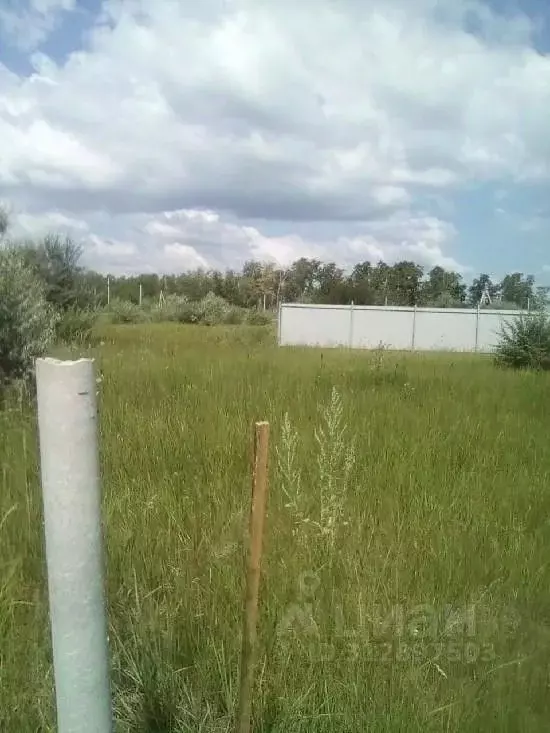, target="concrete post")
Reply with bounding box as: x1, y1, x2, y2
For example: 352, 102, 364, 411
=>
35, 357, 112, 733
